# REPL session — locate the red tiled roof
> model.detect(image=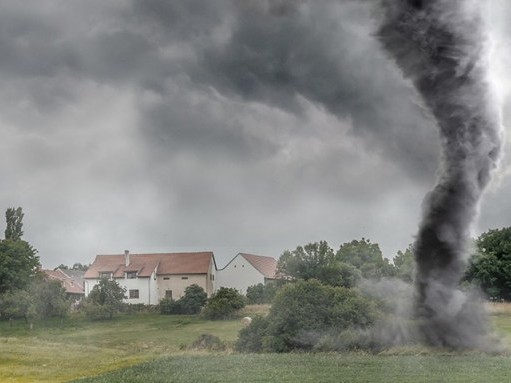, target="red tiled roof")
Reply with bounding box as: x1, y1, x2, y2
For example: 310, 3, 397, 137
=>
43, 269, 85, 295
84, 252, 214, 279
240, 253, 278, 279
